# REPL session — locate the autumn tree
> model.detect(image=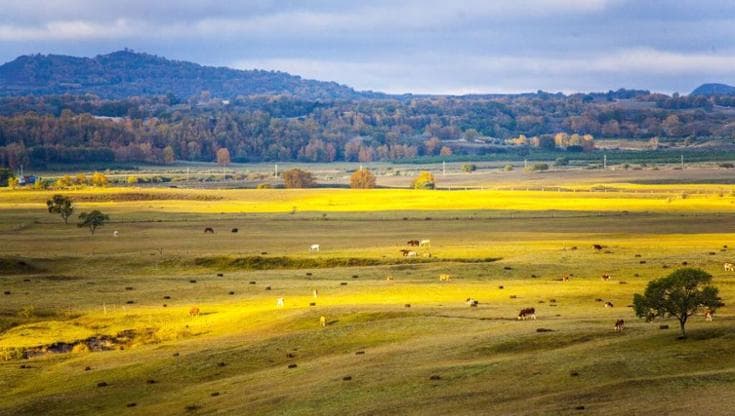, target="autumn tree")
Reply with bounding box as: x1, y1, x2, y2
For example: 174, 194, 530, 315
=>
216, 148, 231, 166
439, 146, 453, 157
412, 171, 435, 190
47, 194, 74, 224
77, 210, 110, 234
90, 172, 108, 187
633, 268, 724, 338
350, 168, 376, 189
163, 145, 176, 164
282, 168, 316, 188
